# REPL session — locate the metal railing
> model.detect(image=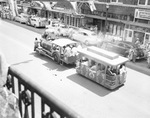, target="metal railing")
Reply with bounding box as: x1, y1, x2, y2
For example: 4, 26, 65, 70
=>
6, 66, 82, 118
